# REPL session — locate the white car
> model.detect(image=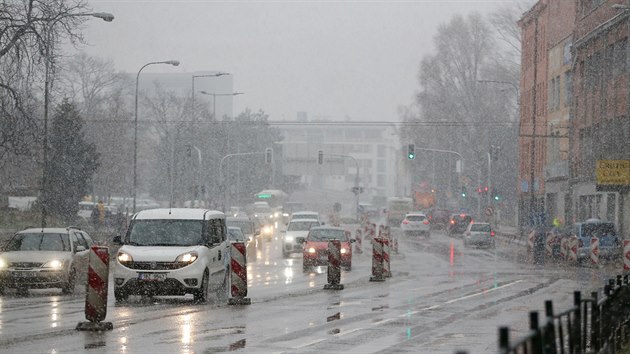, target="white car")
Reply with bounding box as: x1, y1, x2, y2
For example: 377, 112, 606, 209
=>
290, 211, 322, 224
0, 227, 93, 294
401, 213, 431, 238
113, 208, 229, 303
281, 218, 321, 258
463, 222, 496, 248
